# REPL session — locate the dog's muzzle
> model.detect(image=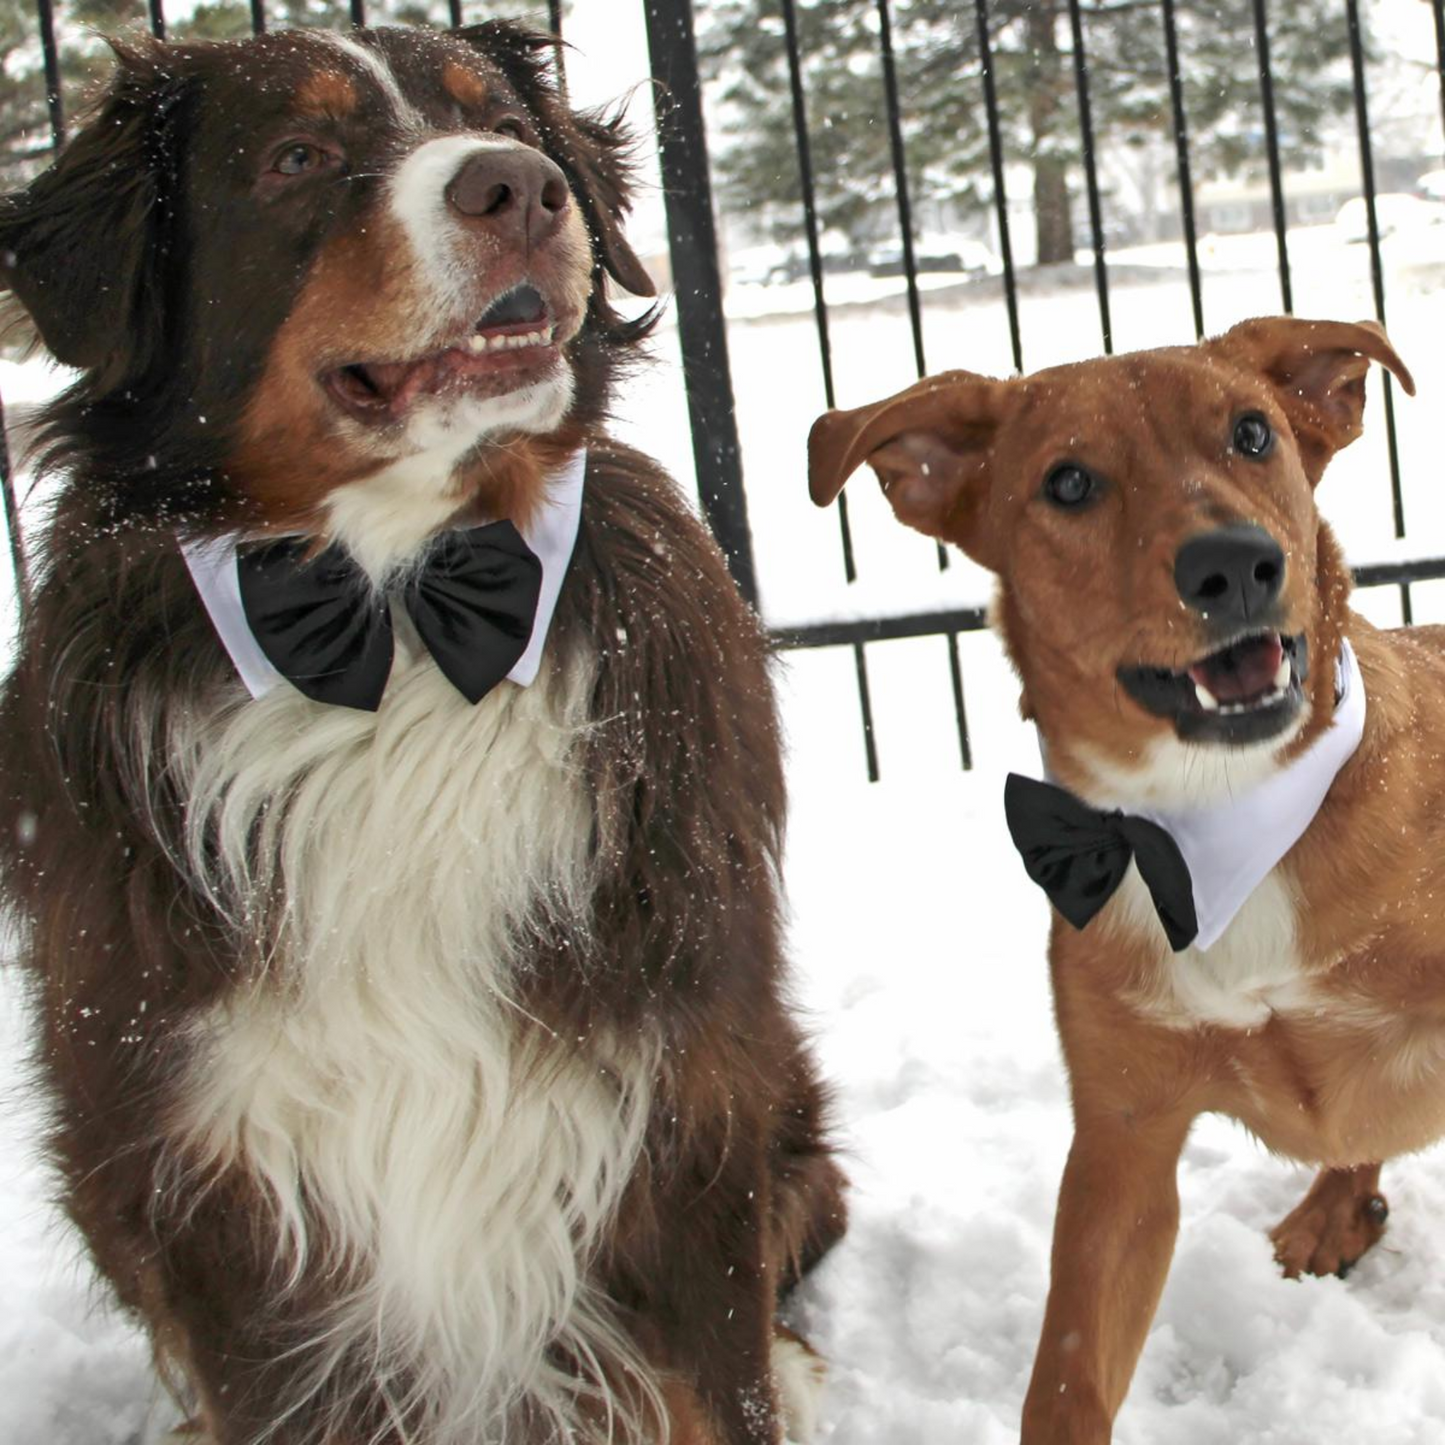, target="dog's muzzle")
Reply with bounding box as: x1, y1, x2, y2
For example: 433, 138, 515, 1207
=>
1118, 631, 1309, 746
